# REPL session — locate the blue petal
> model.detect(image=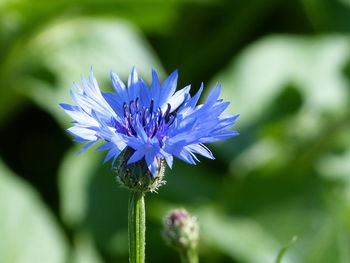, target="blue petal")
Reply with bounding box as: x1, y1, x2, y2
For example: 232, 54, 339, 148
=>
159, 149, 173, 168
67, 126, 97, 141
110, 70, 129, 103
150, 69, 161, 108
78, 140, 97, 154
110, 134, 128, 151
183, 83, 203, 109
185, 144, 214, 160
127, 148, 147, 164
165, 85, 191, 112
127, 67, 141, 100
104, 148, 119, 163
201, 84, 222, 110
128, 66, 138, 87
157, 69, 178, 108
96, 142, 113, 151
176, 148, 196, 165
59, 103, 78, 111
139, 80, 152, 108
145, 153, 158, 176
102, 92, 124, 116
164, 155, 173, 169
